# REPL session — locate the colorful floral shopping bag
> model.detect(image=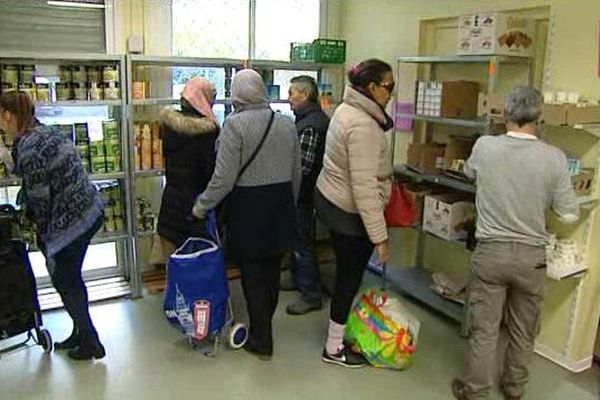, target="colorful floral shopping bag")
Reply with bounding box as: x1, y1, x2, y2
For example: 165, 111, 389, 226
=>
345, 287, 420, 370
